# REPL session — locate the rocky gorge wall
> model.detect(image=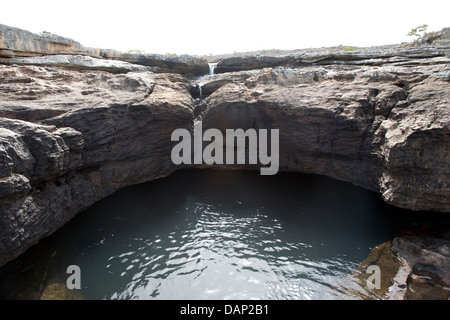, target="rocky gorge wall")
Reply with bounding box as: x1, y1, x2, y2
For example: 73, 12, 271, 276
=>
0, 24, 449, 299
